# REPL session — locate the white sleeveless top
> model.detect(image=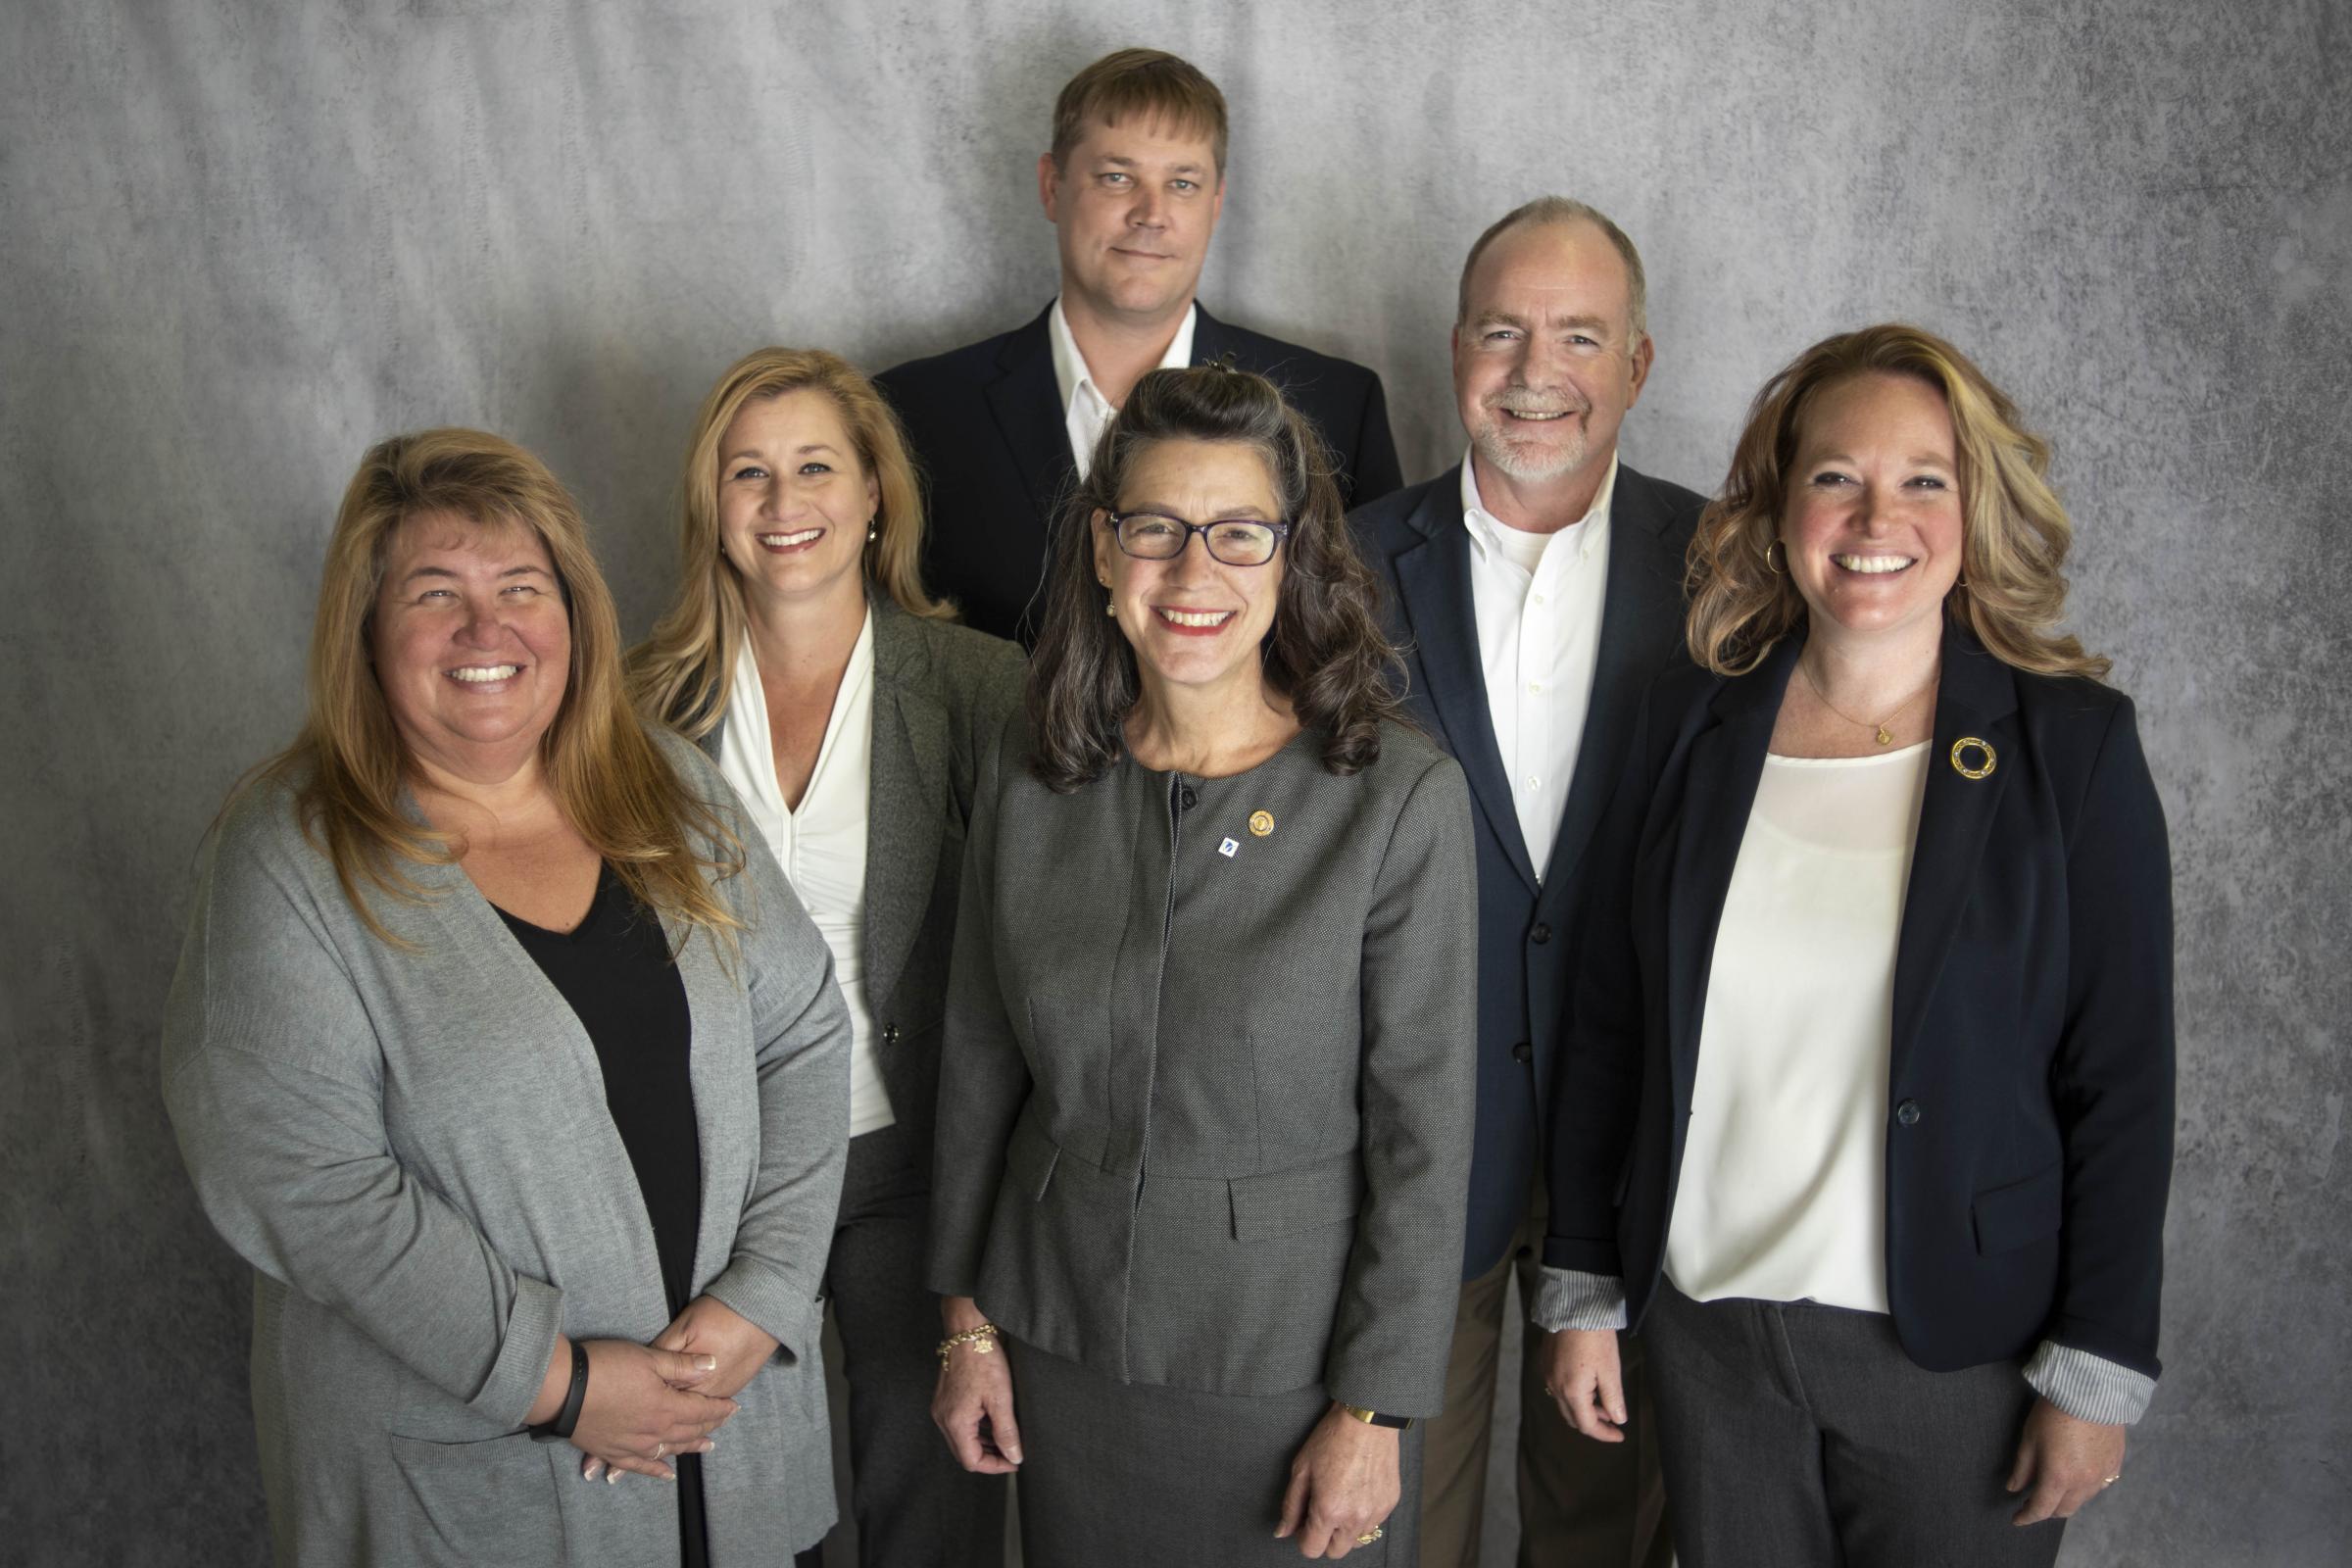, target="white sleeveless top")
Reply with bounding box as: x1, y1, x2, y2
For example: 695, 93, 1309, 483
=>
714, 613, 895, 1137
1664, 742, 1931, 1313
